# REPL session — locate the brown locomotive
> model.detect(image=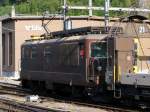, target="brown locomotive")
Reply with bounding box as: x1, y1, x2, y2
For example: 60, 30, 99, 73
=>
21, 26, 134, 95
